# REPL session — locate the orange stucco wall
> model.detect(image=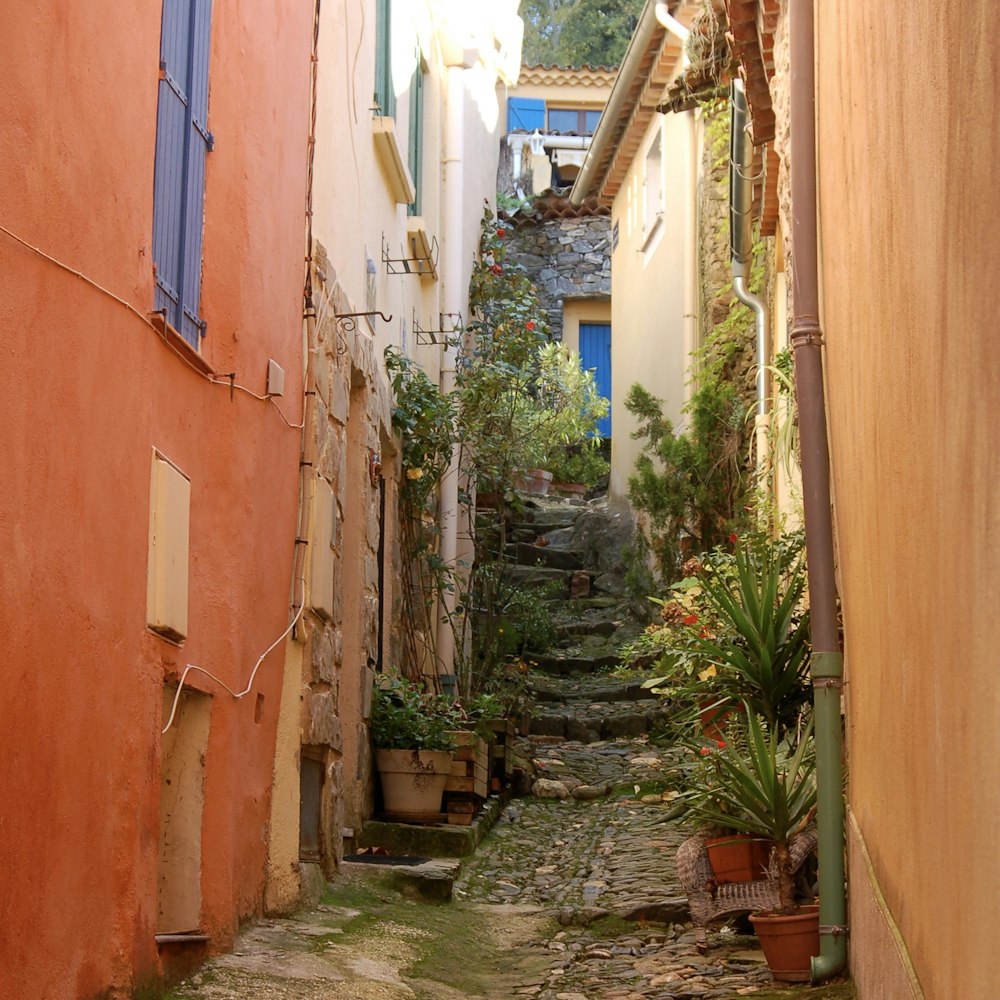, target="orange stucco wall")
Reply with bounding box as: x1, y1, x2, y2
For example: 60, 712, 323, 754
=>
814, 3, 1000, 997
0, 1, 311, 996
